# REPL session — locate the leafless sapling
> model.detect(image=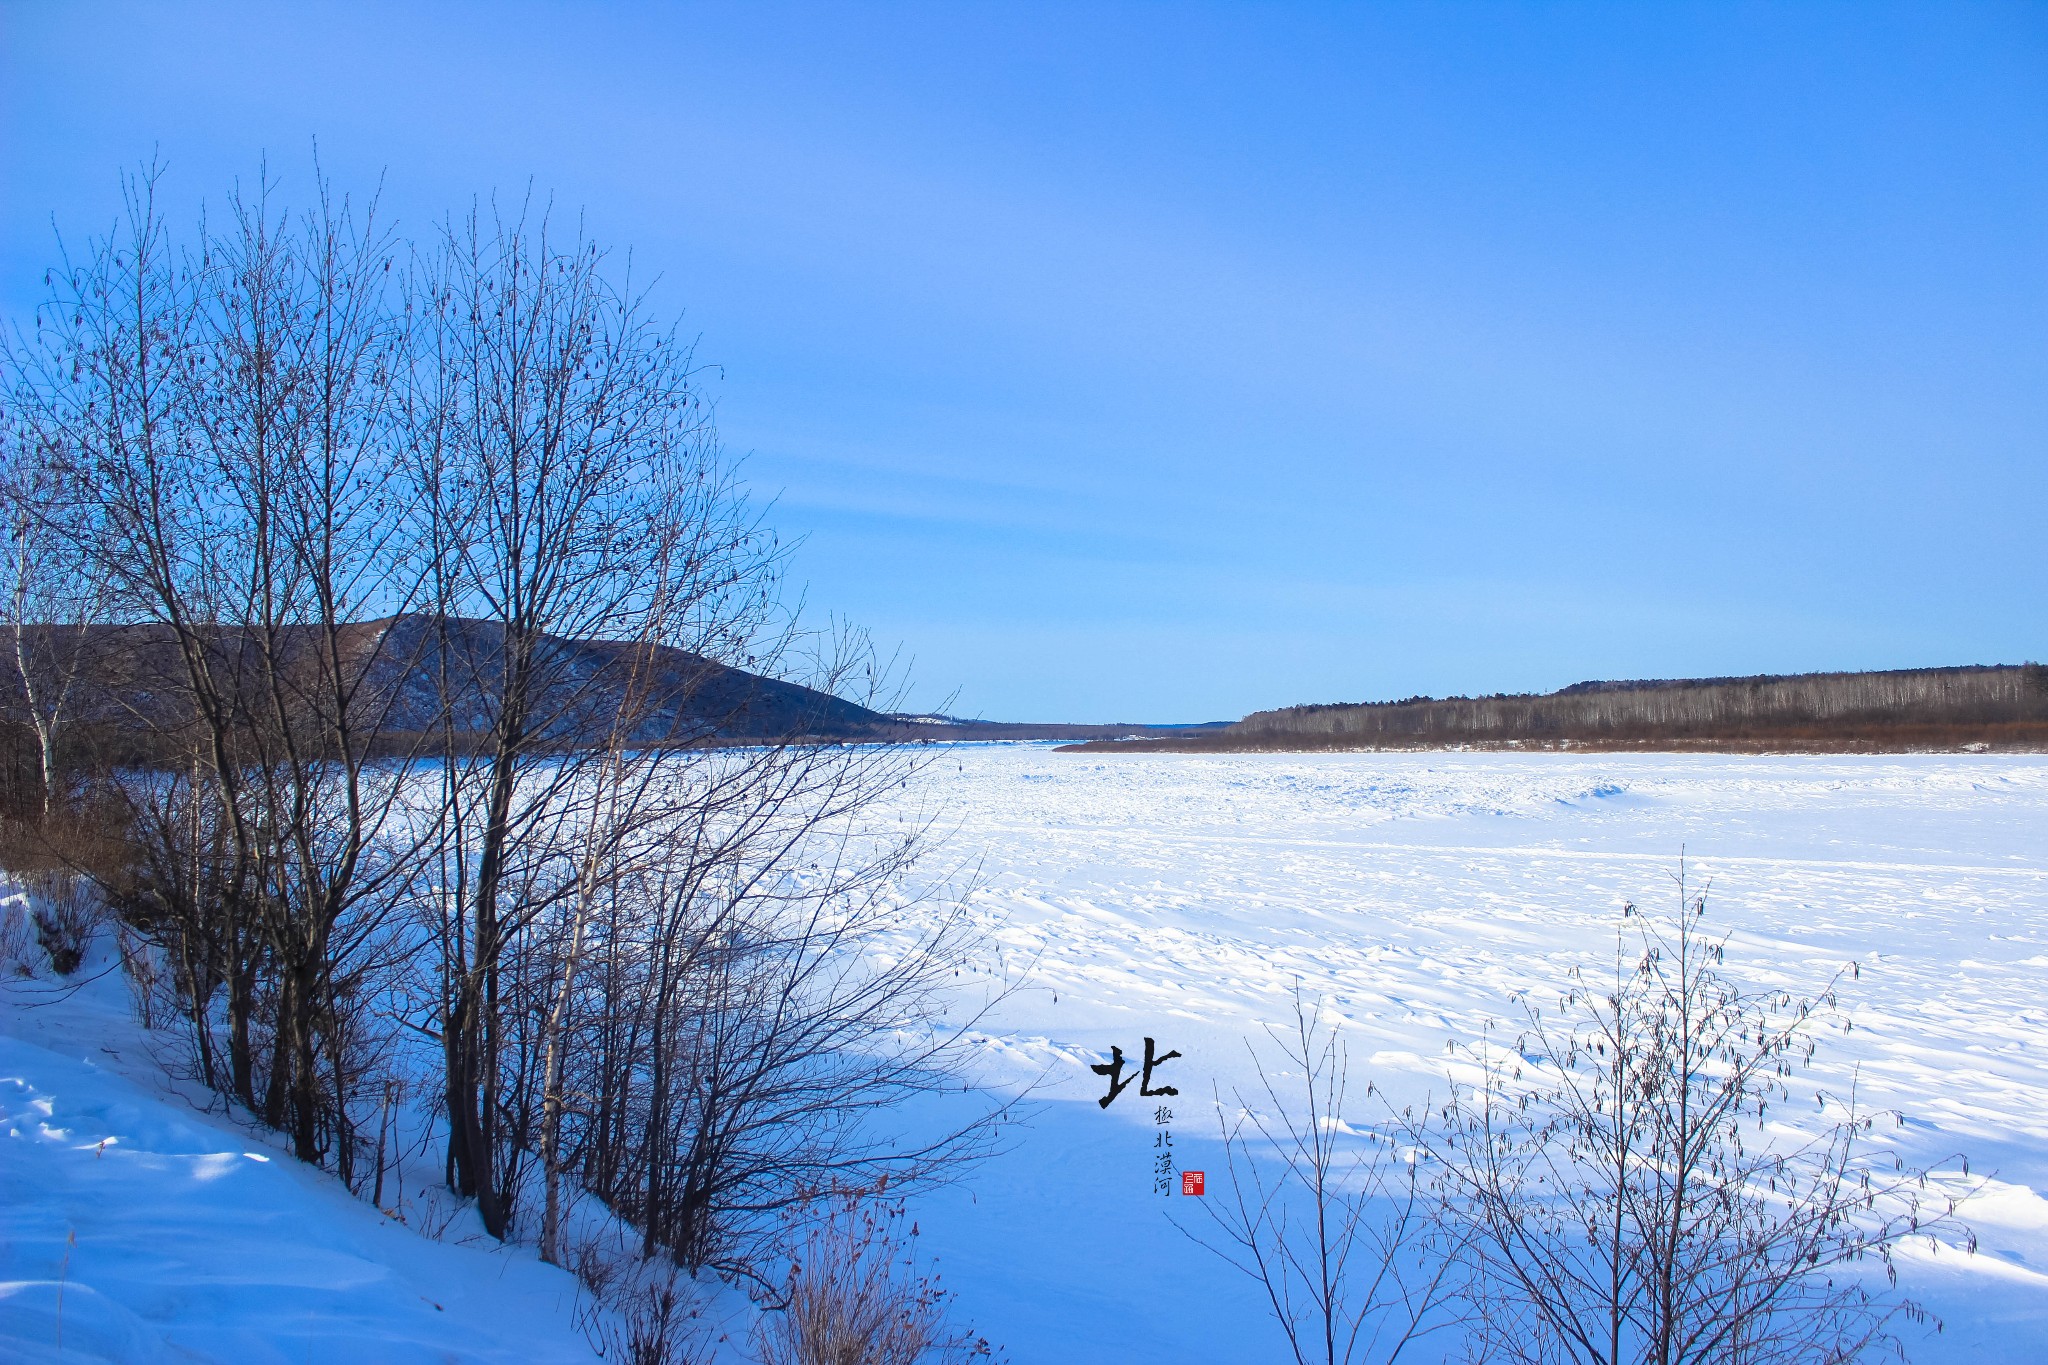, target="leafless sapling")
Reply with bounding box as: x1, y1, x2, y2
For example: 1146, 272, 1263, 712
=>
1427, 867, 1975, 1365
1178, 984, 1457, 1365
